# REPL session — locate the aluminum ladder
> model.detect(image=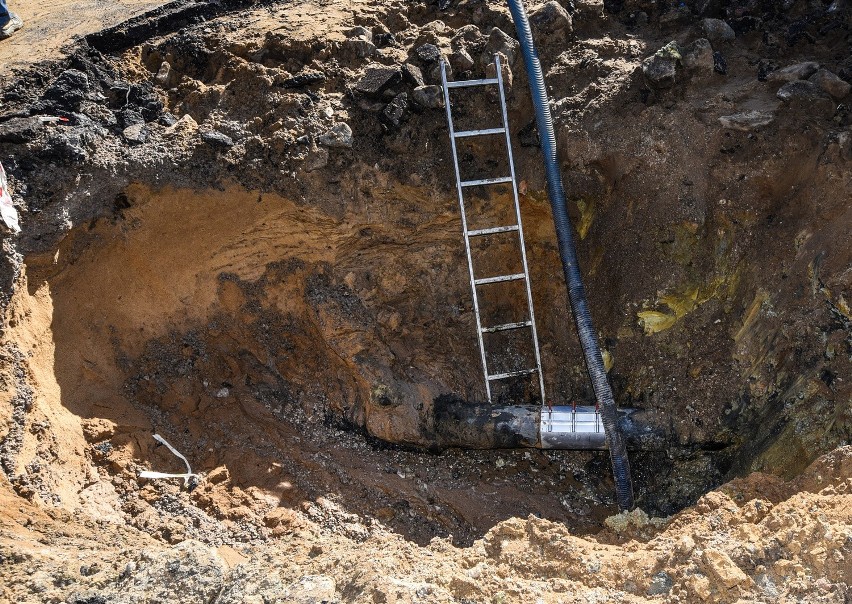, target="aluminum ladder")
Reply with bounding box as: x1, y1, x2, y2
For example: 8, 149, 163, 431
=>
440, 55, 545, 405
